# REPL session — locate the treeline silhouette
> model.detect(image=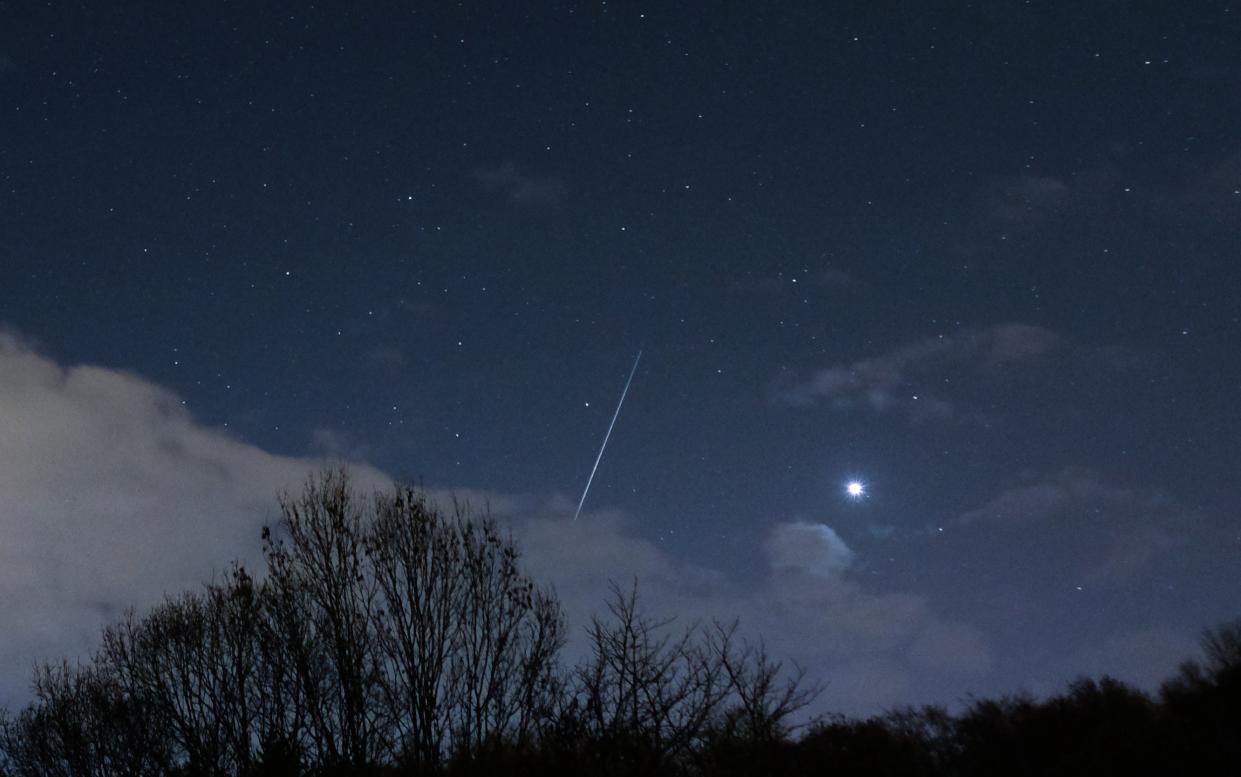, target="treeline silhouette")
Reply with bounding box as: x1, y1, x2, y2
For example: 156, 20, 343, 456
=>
1, 469, 1238, 776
